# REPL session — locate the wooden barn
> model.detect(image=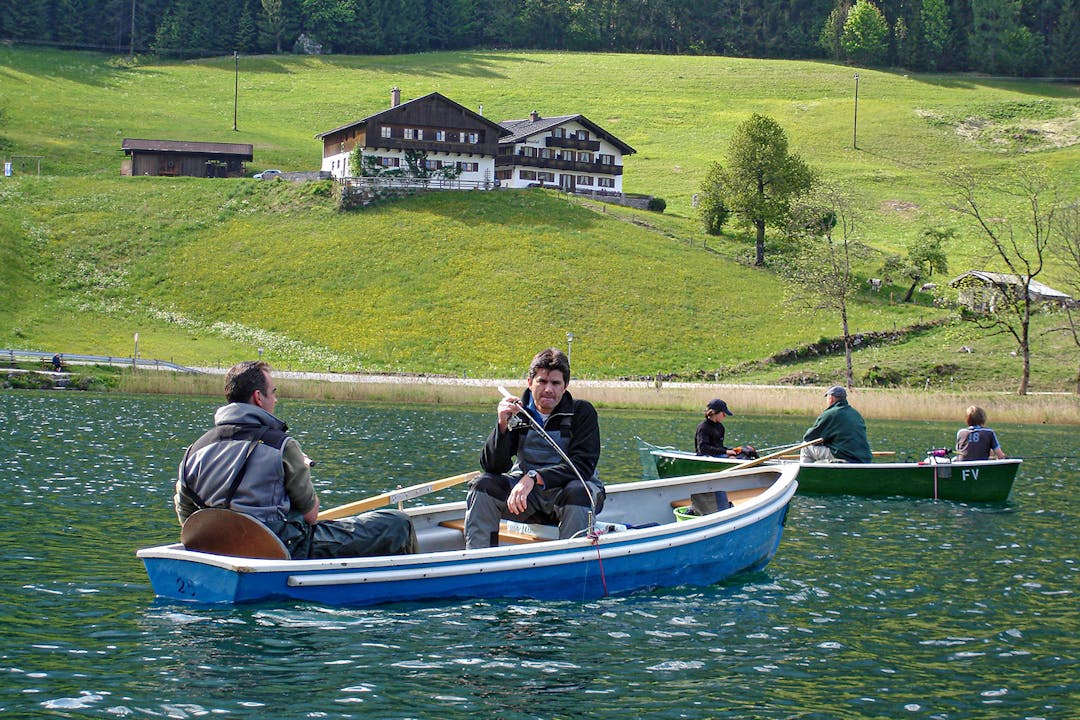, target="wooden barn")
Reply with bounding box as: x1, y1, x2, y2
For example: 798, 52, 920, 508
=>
121, 139, 253, 178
